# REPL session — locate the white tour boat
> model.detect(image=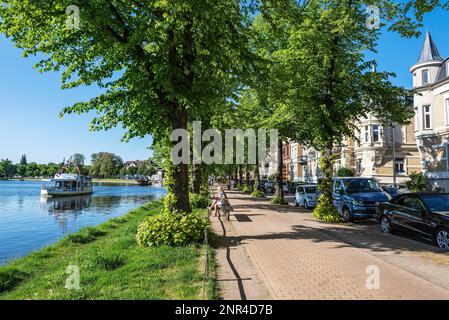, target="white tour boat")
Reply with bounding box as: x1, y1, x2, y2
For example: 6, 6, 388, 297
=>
41, 173, 93, 197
